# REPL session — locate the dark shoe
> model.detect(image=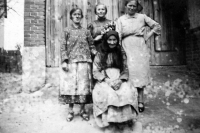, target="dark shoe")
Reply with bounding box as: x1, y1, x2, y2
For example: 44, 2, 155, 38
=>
80, 111, 89, 121
66, 111, 74, 122
138, 102, 145, 112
